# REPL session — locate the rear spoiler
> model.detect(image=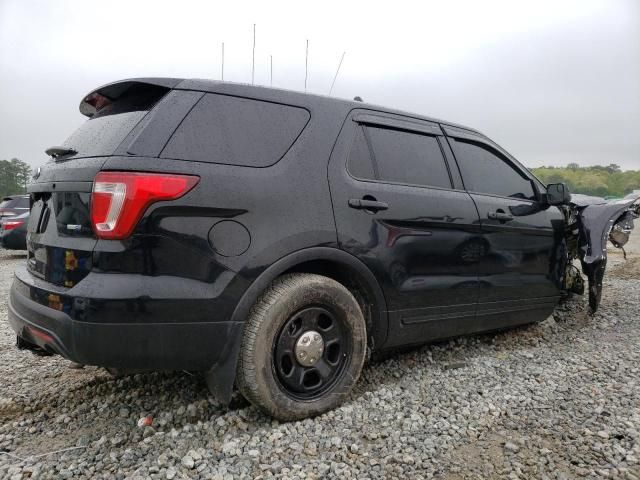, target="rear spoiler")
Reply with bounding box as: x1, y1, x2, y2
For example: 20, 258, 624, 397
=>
79, 78, 183, 117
